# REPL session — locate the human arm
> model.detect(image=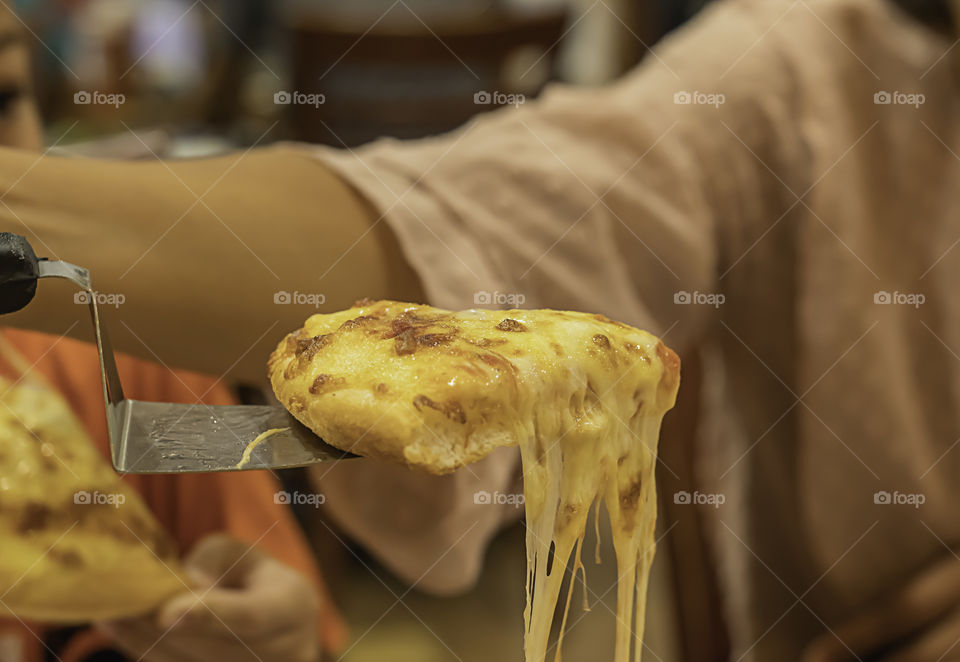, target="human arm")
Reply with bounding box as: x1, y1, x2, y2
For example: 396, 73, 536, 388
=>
1, 144, 422, 383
